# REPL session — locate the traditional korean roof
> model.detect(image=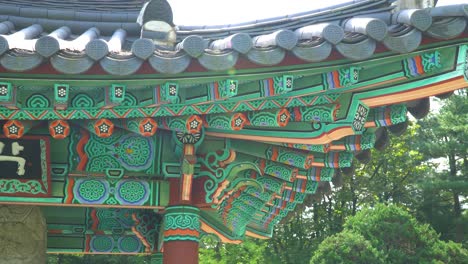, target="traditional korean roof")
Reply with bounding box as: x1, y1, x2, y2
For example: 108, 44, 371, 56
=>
0, 0, 466, 74
0, 0, 147, 12
0, 0, 467, 253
